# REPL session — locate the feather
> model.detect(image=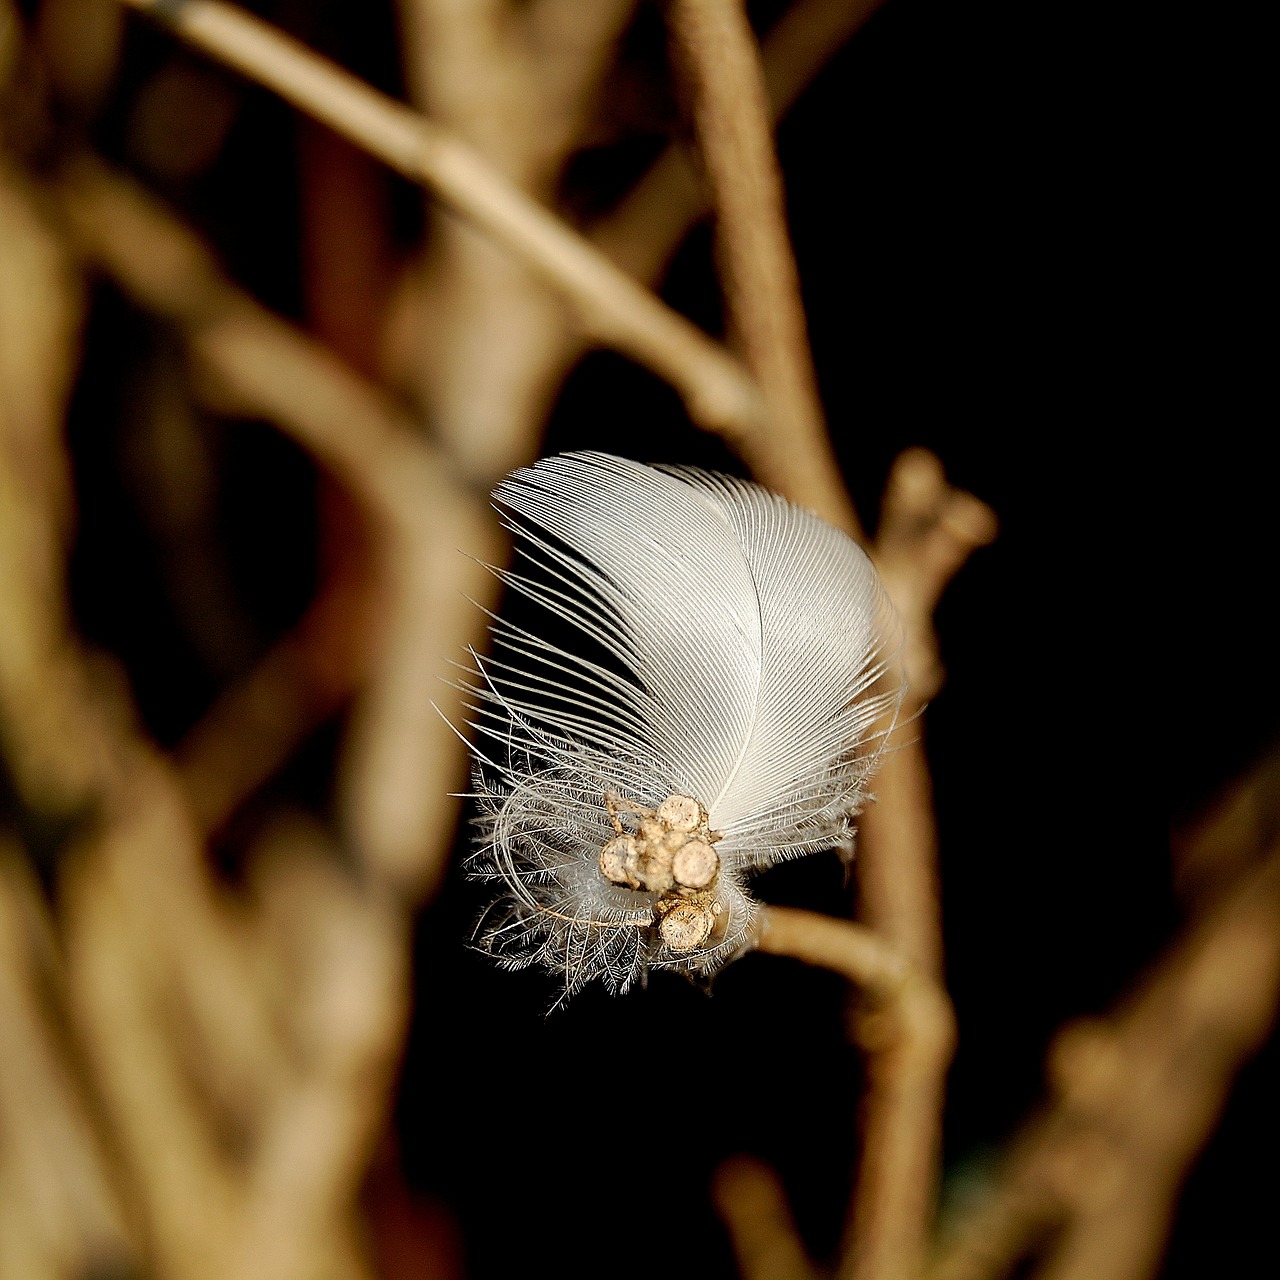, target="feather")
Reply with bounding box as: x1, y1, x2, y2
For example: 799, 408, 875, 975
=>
457, 451, 904, 999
